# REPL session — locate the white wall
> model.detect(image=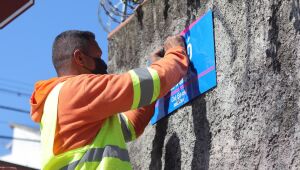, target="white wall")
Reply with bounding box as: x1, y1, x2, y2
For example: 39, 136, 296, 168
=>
0, 125, 41, 169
